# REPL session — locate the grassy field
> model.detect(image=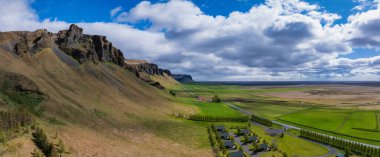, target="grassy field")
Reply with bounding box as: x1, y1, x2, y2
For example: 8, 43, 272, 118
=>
277, 109, 380, 145
180, 83, 380, 146
233, 101, 308, 120
251, 125, 329, 156
173, 97, 245, 117
279, 108, 351, 131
